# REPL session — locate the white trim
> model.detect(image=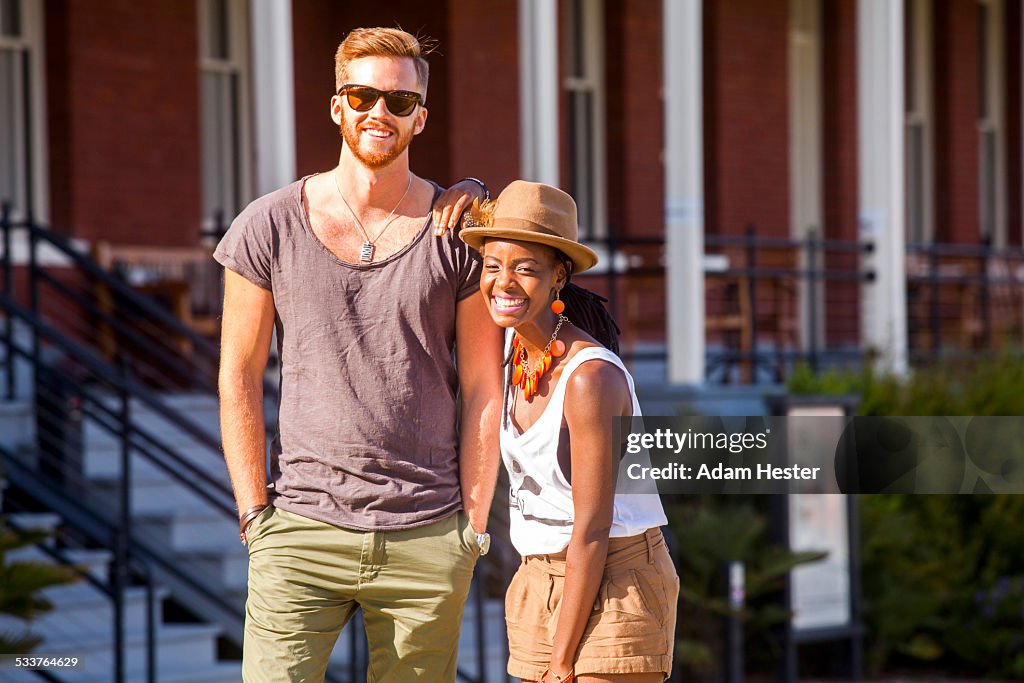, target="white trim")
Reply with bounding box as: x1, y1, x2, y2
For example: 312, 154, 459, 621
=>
0, 0, 48, 222
978, 0, 1006, 247
663, 0, 704, 385
857, 0, 908, 375
199, 0, 253, 227
905, 0, 934, 245
789, 0, 823, 350
518, 0, 559, 185
562, 0, 607, 239
250, 0, 295, 196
